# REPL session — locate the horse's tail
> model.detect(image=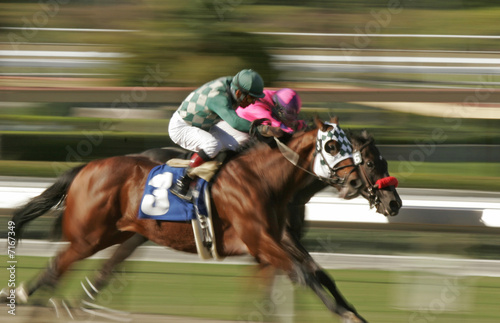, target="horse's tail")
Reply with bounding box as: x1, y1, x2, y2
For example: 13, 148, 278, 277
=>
12, 164, 87, 240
